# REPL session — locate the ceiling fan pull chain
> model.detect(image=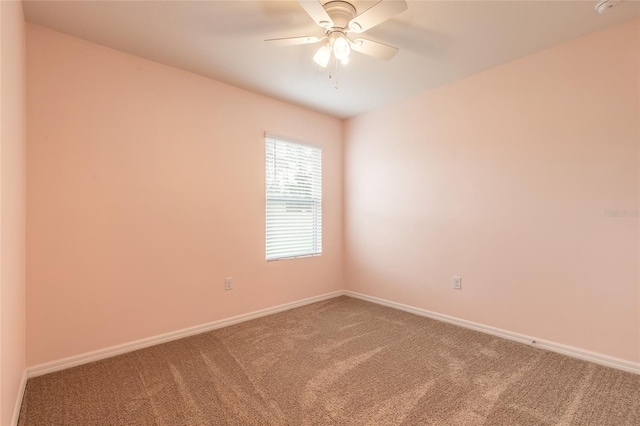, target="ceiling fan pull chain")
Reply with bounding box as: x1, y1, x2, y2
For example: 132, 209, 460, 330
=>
335, 60, 339, 90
